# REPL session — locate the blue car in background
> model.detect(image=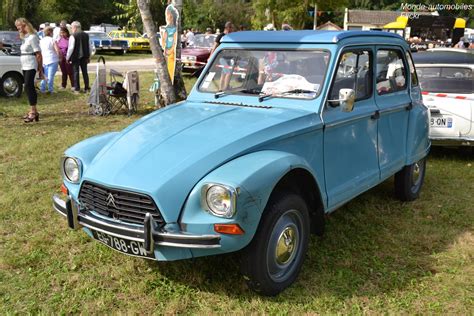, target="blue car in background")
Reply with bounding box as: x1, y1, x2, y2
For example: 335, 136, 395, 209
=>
86, 31, 129, 55
53, 30, 430, 295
